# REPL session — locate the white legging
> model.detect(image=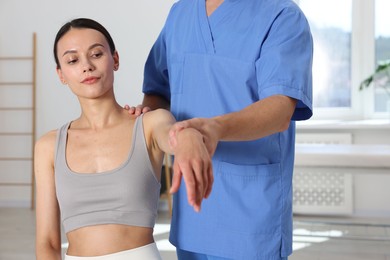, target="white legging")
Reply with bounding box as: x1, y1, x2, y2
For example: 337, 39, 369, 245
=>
64, 242, 162, 260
